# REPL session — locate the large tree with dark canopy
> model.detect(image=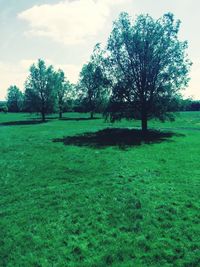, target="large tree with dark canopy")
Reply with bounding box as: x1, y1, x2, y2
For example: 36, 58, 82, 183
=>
105, 12, 191, 133
24, 59, 56, 121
